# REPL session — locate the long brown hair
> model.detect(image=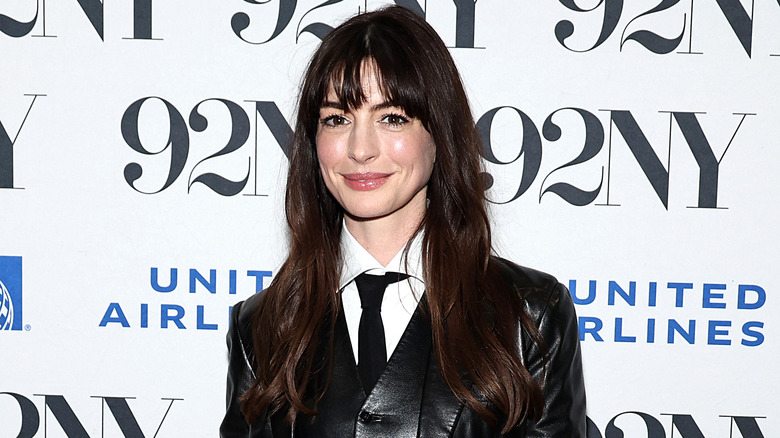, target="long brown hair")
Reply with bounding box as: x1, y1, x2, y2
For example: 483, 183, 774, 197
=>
241, 6, 544, 433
